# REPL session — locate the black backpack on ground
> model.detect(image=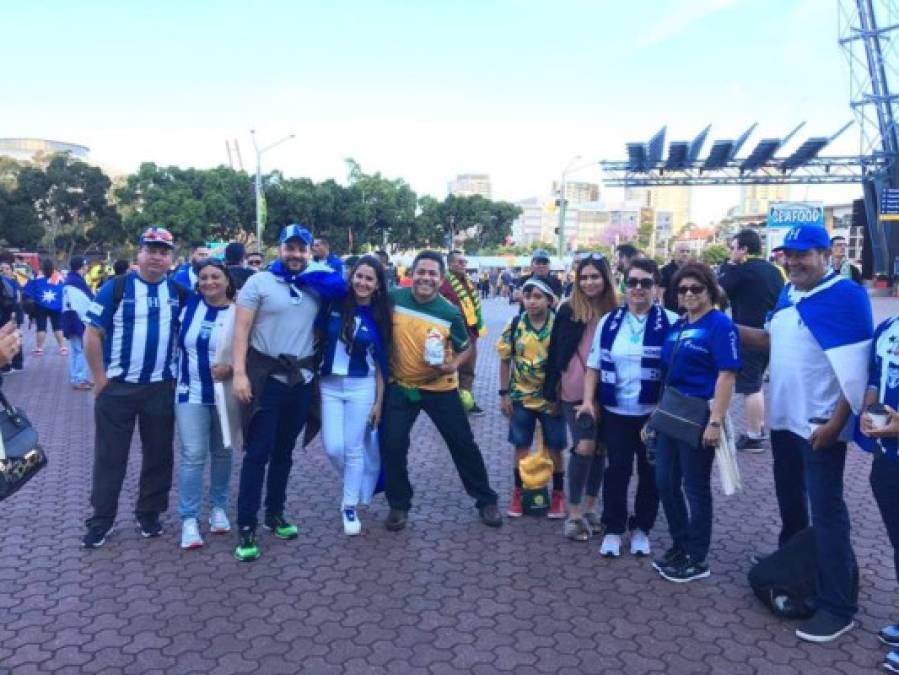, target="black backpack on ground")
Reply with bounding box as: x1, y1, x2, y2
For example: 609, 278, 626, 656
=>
747, 527, 859, 619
